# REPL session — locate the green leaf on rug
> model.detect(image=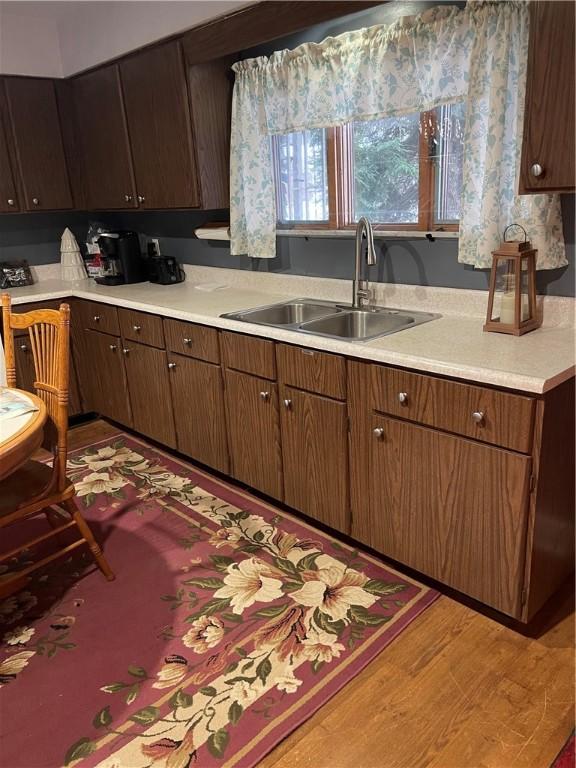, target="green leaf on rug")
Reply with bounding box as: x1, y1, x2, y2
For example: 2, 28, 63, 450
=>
274, 559, 299, 576
125, 685, 139, 705
128, 665, 147, 678
64, 737, 96, 766
200, 686, 217, 697
313, 609, 345, 635
235, 647, 247, 658
297, 552, 322, 571
100, 682, 127, 693
129, 706, 159, 726
363, 580, 407, 596
182, 578, 224, 589
207, 728, 230, 758
169, 689, 194, 709
210, 555, 235, 571
311, 659, 325, 674
256, 657, 272, 684
349, 606, 391, 626
228, 701, 243, 725
92, 706, 113, 729
221, 612, 243, 623
282, 581, 303, 592
253, 604, 290, 618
